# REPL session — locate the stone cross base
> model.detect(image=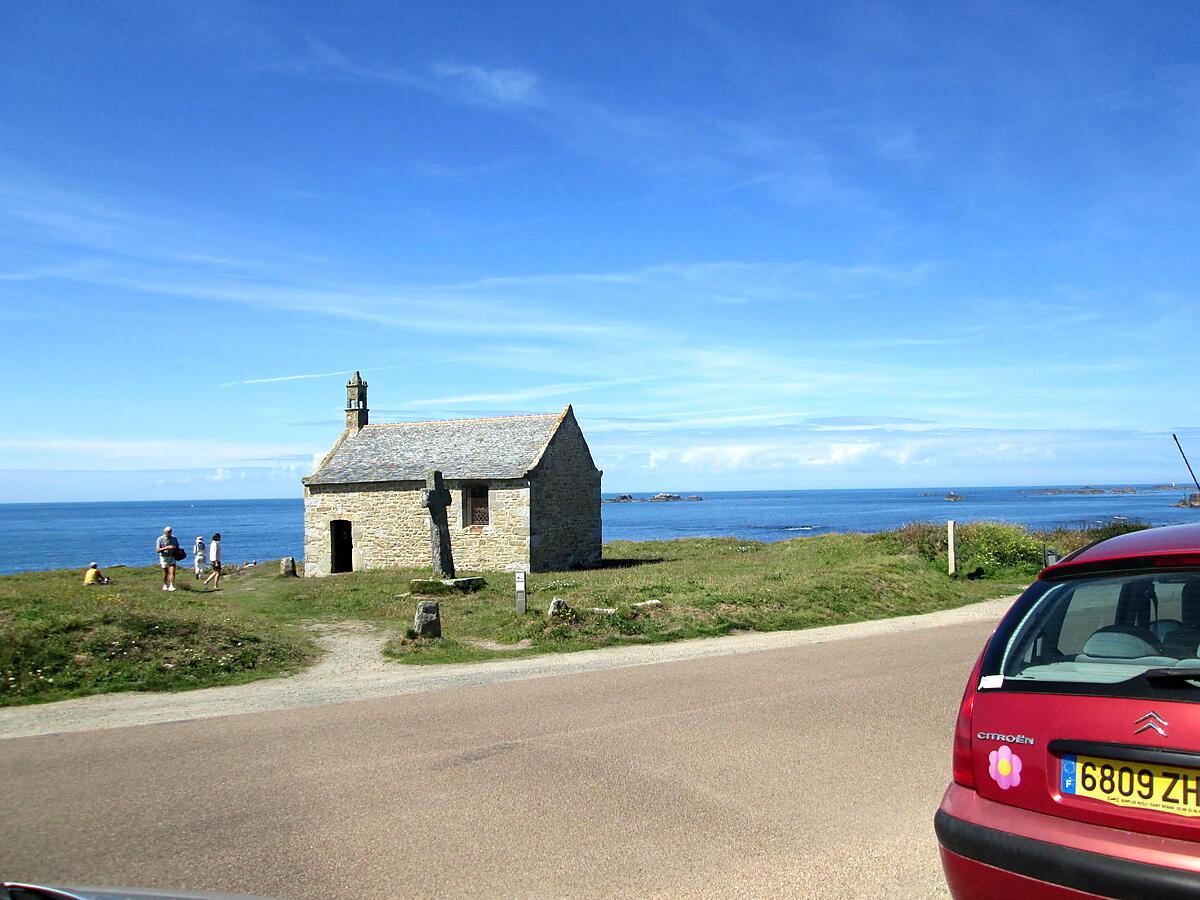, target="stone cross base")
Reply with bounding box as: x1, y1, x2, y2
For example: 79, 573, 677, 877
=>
410, 577, 486, 595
